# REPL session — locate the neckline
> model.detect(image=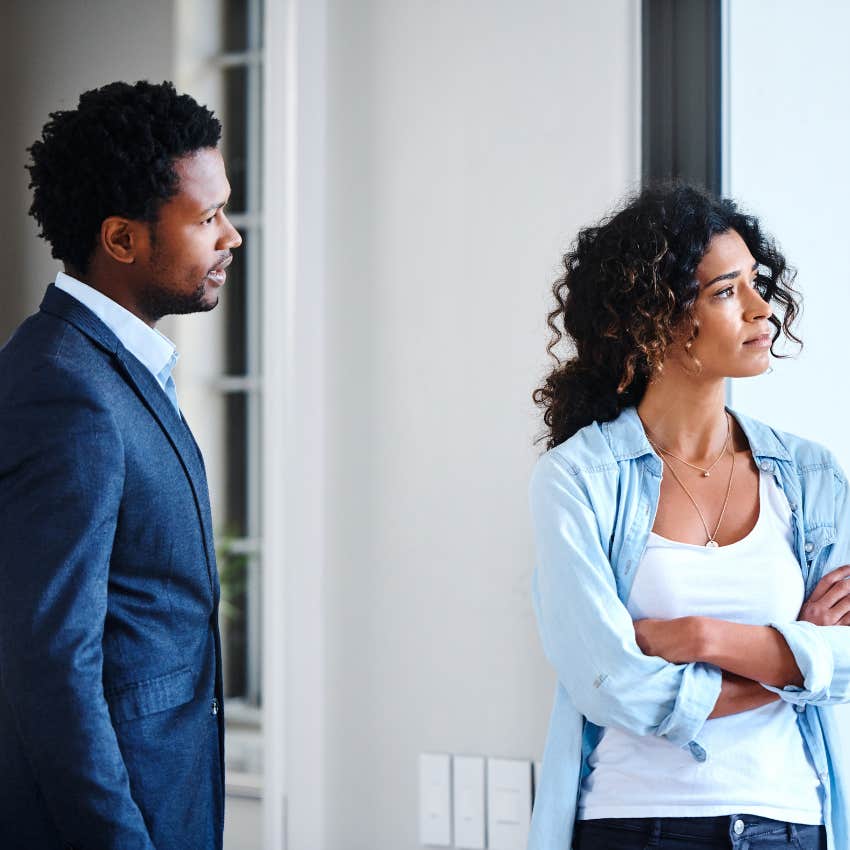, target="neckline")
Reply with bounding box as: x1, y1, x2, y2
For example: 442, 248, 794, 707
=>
648, 465, 765, 551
